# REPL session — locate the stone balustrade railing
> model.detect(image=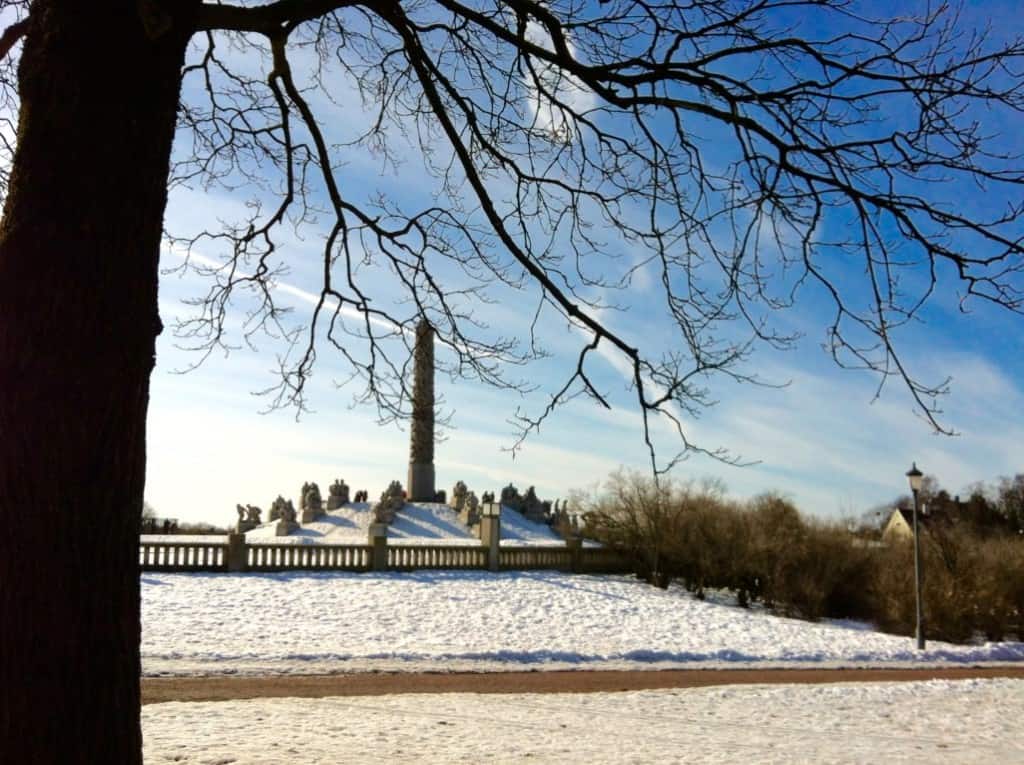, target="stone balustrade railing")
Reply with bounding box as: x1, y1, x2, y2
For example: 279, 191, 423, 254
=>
499, 546, 573, 571
576, 547, 633, 574
140, 539, 227, 571
139, 535, 630, 575
387, 544, 488, 571
246, 543, 372, 572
